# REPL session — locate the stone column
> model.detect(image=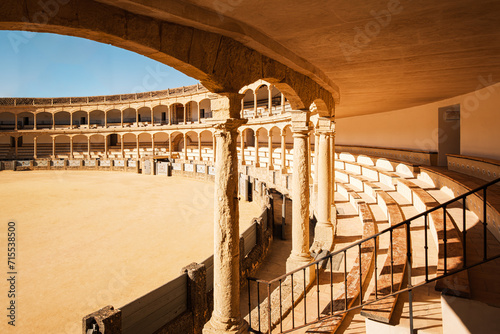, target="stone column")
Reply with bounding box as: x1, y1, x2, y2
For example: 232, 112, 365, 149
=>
254, 130, 260, 167
136, 110, 139, 127
104, 135, 108, 159
198, 133, 202, 161
52, 136, 56, 158
34, 137, 38, 159
69, 137, 73, 159
87, 137, 91, 158
240, 129, 246, 165
105, 112, 108, 128
14, 113, 17, 130
34, 113, 37, 130
203, 94, 248, 334
136, 136, 140, 158
281, 131, 287, 173
151, 134, 155, 156
286, 110, 314, 276
121, 135, 125, 158
52, 113, 55, 130
281, 93, 285, 114
183, 133, 188, 160
212, 133, 217, 163
197, 102, 201, 124
168, 106, 172, 125
313, 132, 320, 212
151, 108, 154, 126
314, 117, 335, 251
268, 85, 273, 116
268, 131, 274, 170
70, 112, 73, 129
330, 132, 336, 212
87, 112, 90, 127
120, 110, 123, 128
168, 133, 172, 158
